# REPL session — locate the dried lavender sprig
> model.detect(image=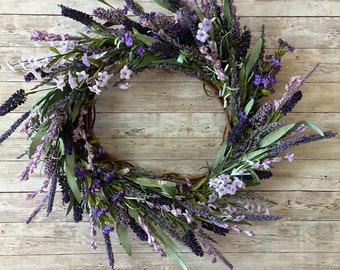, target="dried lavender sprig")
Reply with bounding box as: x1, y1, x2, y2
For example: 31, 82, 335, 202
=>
58, 4, 94, 26
124, 0, 145, 17
58, 175, 71, 204
25, 194, 48, 224
93, 7, 126, 24
279, 90, 302, 116
242, 213, 281, 221
182, 230, 204, 257
290, 63, 319, 94
0, 89, 27, 117
0, 111, 30, 144
73, 200, 83, 223
202, 221, 229, 236
176, 200, 229, 229
196, 229, 233, 269
46, 169, 58, 217
235, 30, 251, 61
267, 130, 338, 157
128, 218, 148, 241
251, 101, 273, 125
103, 232, 115, 270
